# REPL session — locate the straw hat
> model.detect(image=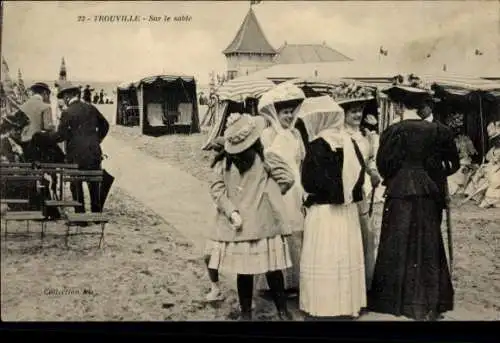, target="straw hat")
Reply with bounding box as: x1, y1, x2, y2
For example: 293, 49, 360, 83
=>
224, 113, 266, 154
57, 81, 80, 99
329, 81, 375, 106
